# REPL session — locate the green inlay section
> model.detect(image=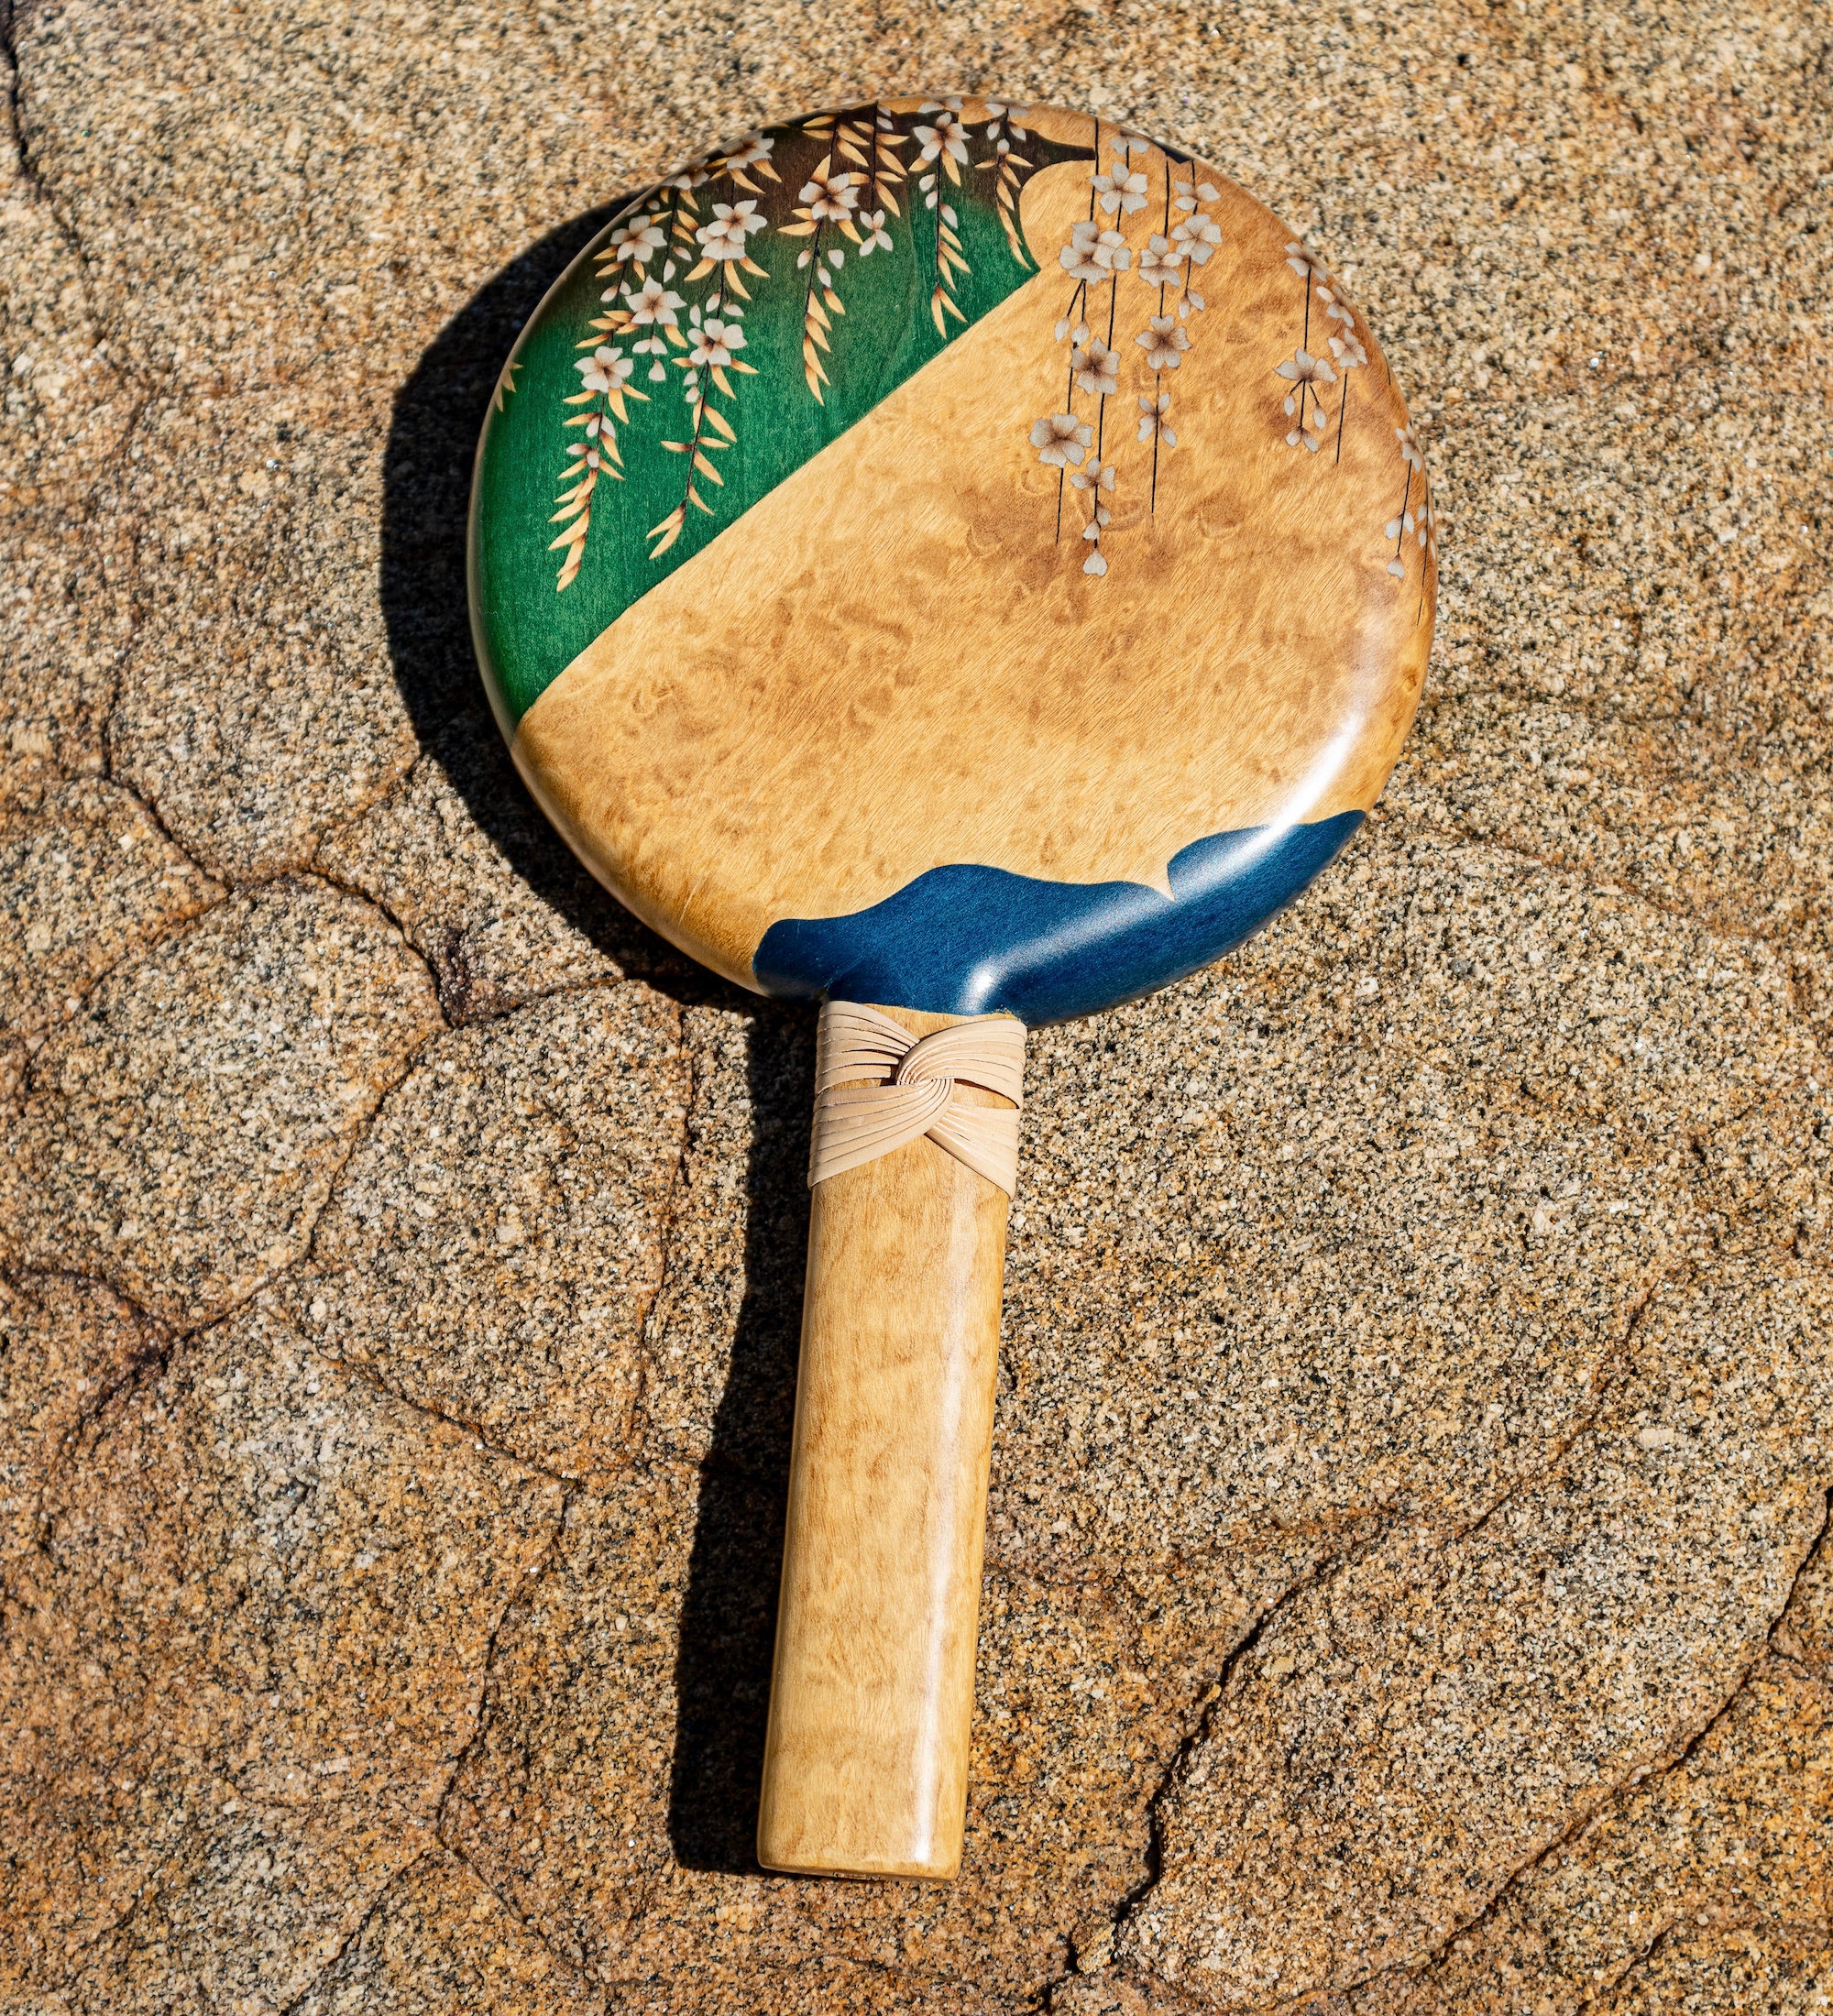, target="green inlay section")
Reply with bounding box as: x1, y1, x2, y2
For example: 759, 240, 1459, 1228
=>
468, 104, 1092, 729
